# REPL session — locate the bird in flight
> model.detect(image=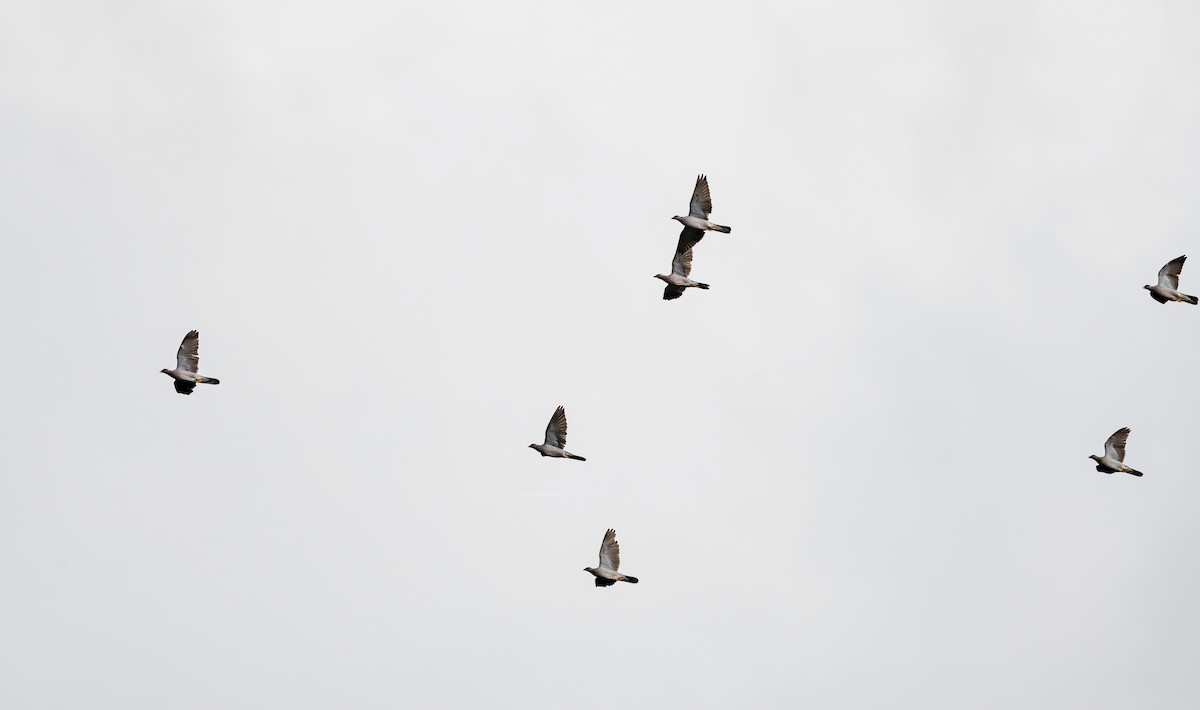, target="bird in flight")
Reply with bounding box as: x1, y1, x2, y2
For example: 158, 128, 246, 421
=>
160, 330, 221, 395
1145, 255, 1198, 304
528, 406, 586, 461
671, 174, 732, 248
654, 242, 709, 300
584, 529, 639, 587
1088, 427, 1144, 477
